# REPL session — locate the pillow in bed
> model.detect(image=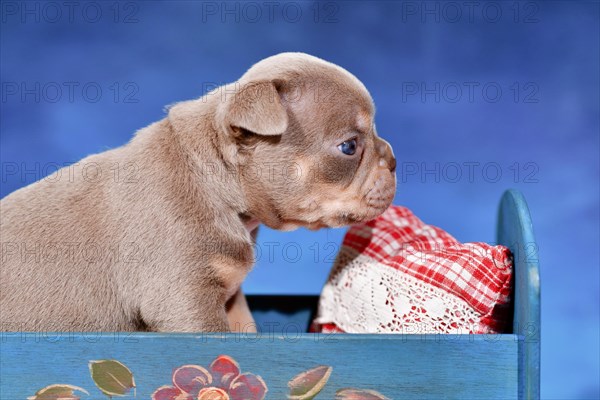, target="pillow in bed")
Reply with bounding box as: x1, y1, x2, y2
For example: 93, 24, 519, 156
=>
312, 205, 513, 334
